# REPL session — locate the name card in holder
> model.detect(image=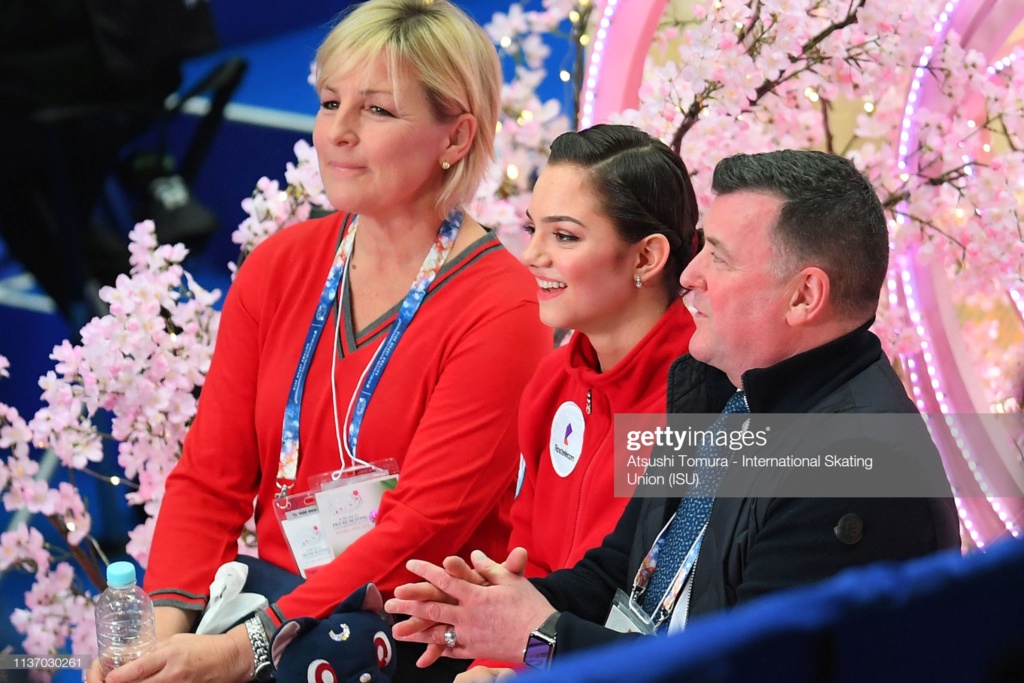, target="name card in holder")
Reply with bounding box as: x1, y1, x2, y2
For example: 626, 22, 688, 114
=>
274, 492, 334, 578
309, 459, 399, 558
